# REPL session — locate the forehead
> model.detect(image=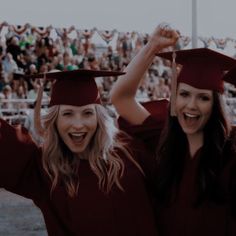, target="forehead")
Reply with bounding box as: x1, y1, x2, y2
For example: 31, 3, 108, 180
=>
59, 104, 96, 111
178, 82, 213, 95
